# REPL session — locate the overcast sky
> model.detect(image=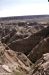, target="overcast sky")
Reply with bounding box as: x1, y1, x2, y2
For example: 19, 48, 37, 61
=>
0, 0, 49, 17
